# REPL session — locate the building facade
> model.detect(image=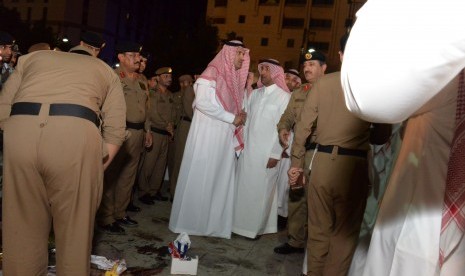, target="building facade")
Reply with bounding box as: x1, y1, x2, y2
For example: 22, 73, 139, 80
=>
206, 0, 365, 72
